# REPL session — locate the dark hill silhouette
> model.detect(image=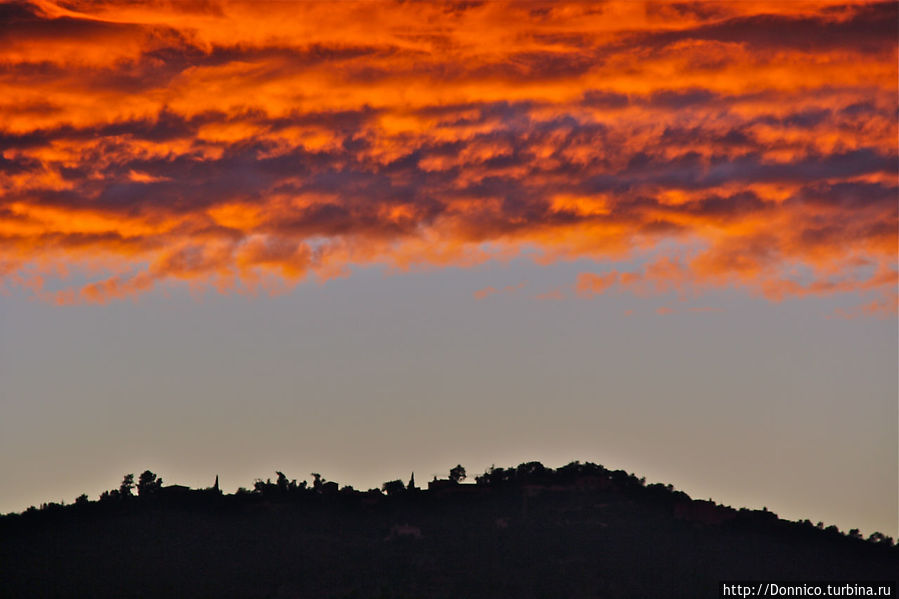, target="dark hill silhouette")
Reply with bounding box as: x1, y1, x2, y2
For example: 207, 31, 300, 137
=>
0, 461, 895, 598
